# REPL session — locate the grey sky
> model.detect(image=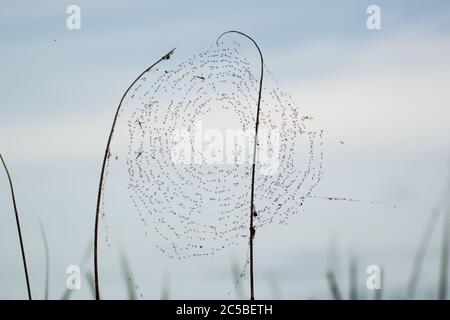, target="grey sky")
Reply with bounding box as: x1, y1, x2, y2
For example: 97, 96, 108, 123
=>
1, 1, 450, 299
